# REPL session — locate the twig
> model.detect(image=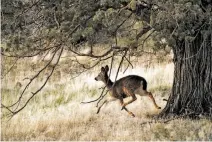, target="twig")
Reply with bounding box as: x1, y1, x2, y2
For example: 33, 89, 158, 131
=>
96, 90, 109, 107
123, 55, 133, 74
4, 46, 60, 109
114, 12, 133, 35
70, 69, 88, 80
14, 0, 42, 20
96, 52, 116, 107
2, 47, 64, 118
114, 49, 128, 82
54, 10, 60, 29
80, 52, 116, 106
68, 47, 113, 58
138, 30, 155, 49
81, 86, 107, 104
11, 47, 63, 115
1, 58, 20, 79
1, 42, 60, 58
